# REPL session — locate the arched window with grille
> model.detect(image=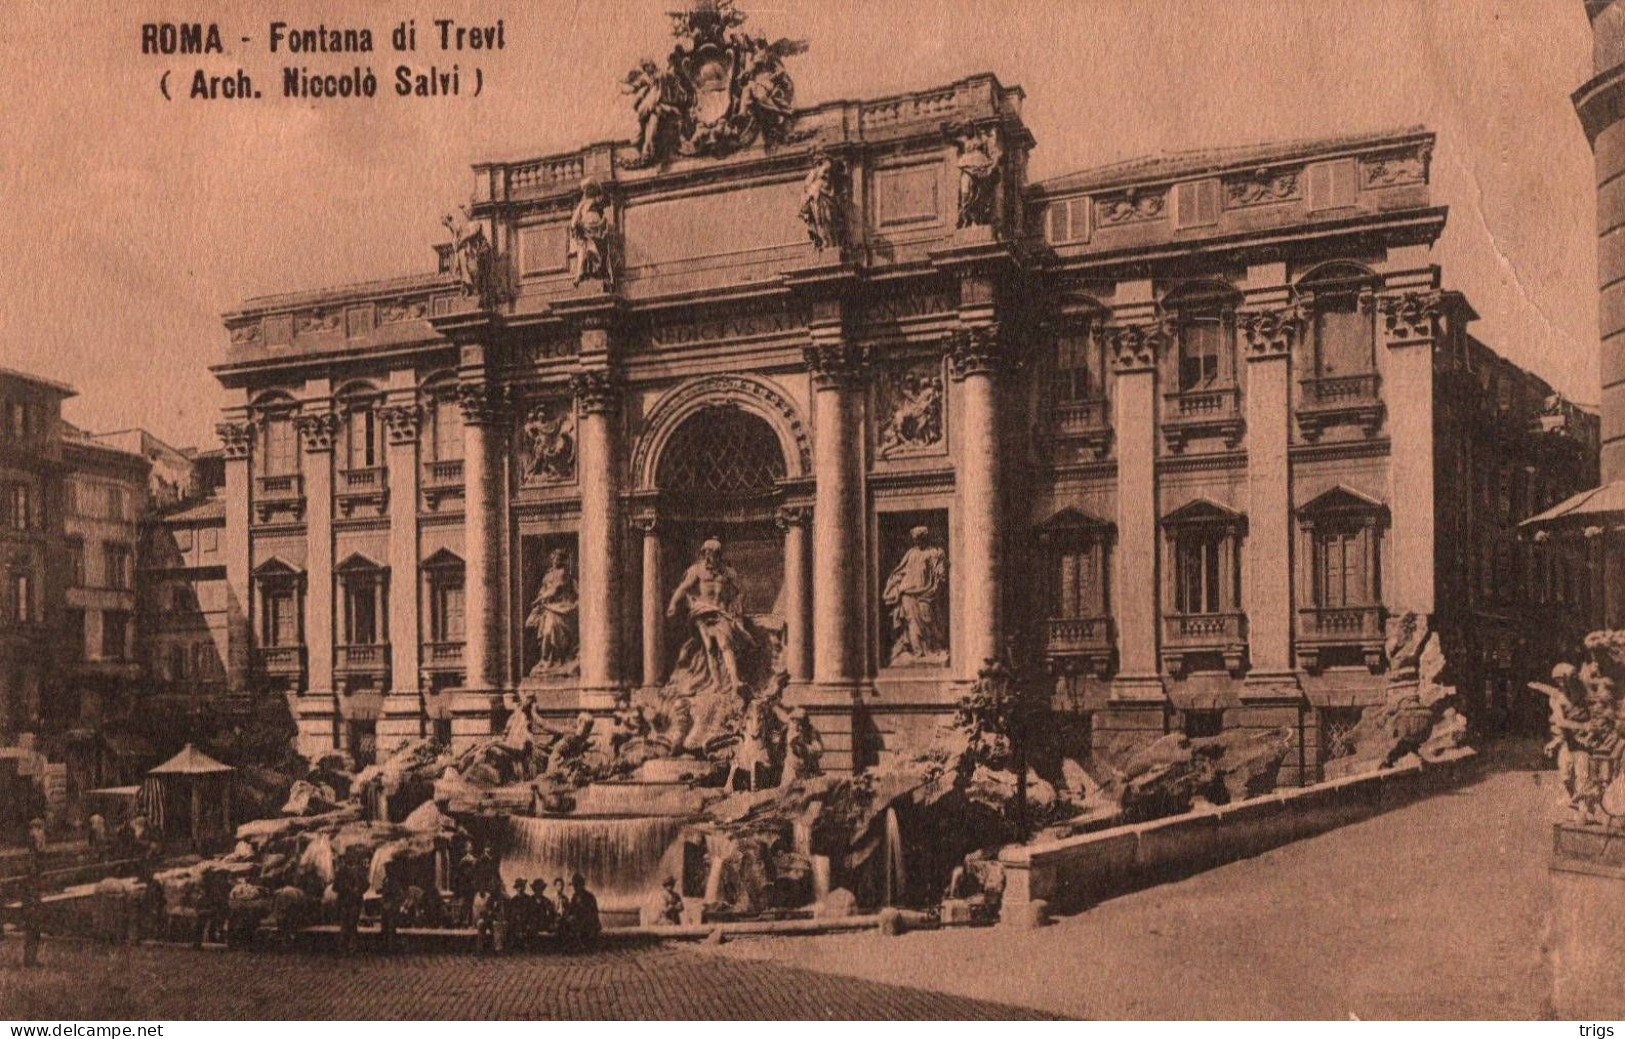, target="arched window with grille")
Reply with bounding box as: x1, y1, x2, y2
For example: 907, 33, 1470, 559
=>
655, 407, 786, 503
